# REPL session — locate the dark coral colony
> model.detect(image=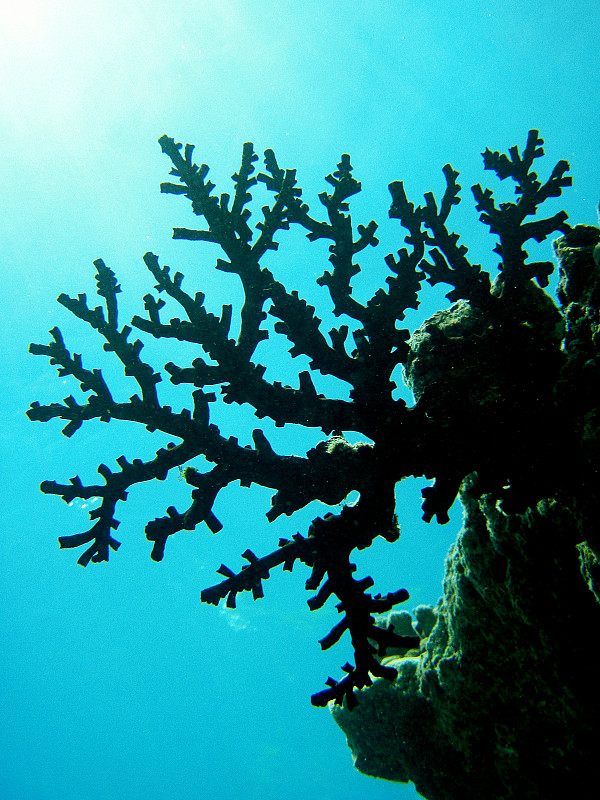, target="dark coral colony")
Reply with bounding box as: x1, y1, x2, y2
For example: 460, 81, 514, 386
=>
28, 129, 600, 796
